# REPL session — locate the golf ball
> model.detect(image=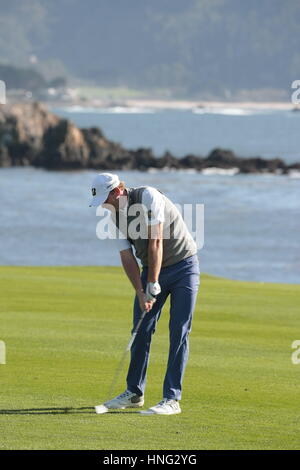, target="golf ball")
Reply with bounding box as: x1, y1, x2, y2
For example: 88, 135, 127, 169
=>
95, 404, 109, 414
